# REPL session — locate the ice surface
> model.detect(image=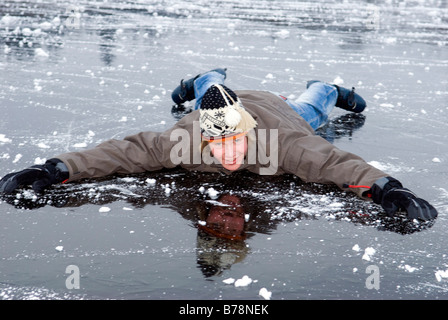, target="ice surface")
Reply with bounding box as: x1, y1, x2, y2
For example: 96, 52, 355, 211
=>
0, 0, 447, 301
